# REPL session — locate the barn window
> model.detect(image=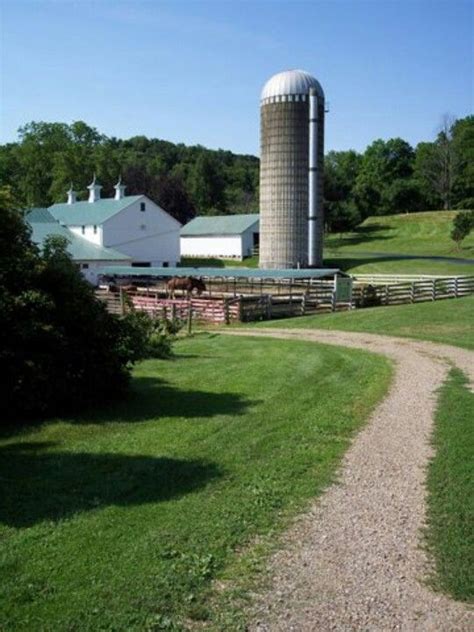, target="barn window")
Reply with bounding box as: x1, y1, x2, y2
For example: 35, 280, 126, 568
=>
140, 224, 146, 230
163, 261, 169, 267
81, 263, 89, 269
81, 225, 85, 234
140, 202, 146, 212
93, 225, 97, 234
